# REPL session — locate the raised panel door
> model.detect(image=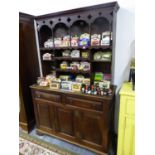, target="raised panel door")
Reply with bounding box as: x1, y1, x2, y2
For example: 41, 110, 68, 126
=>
74, 110, 106, 151
36, 99, 55, 131
55, 108, 74, 137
